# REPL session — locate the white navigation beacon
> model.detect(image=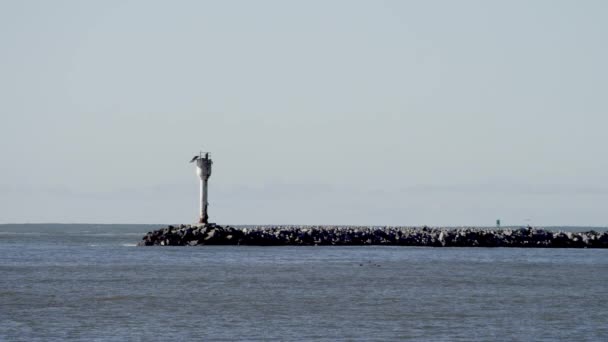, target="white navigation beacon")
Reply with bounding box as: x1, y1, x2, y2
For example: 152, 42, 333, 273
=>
190, 151, 212, 224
